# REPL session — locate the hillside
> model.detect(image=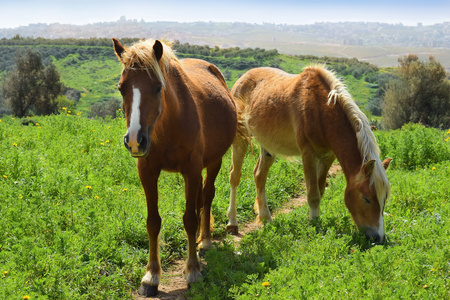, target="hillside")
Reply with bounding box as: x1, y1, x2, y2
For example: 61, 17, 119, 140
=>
1, 20, 450, 70
0, 38, 387, 119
